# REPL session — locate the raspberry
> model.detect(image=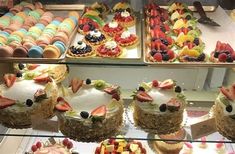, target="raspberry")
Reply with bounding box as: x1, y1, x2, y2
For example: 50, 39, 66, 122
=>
31, 145, 38, 152
152, 80, 159, 87
231, 52, 235, 60
67, 141, 73, 149
218, 53, 227, 62
167, 50, 175, 59
62, 138, 69, 146
36, 142, 42, 148
83, 24, 90, 32
153, 52, 162, 62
